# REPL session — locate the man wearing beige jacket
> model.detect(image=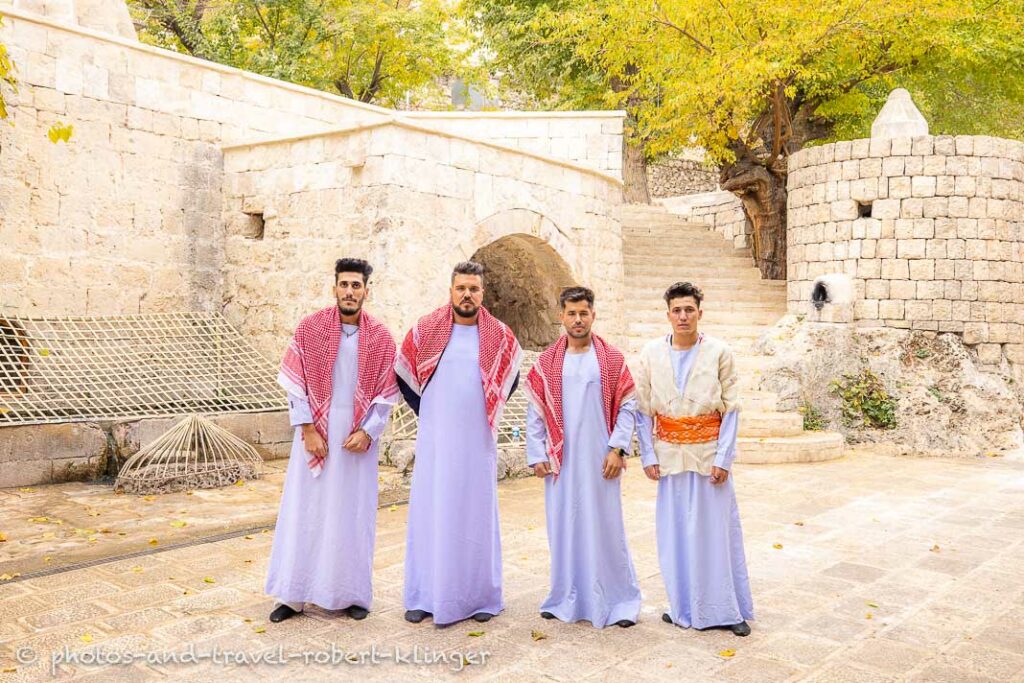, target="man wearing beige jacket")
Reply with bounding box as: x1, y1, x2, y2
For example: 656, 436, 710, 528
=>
634, 281, 754, 637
